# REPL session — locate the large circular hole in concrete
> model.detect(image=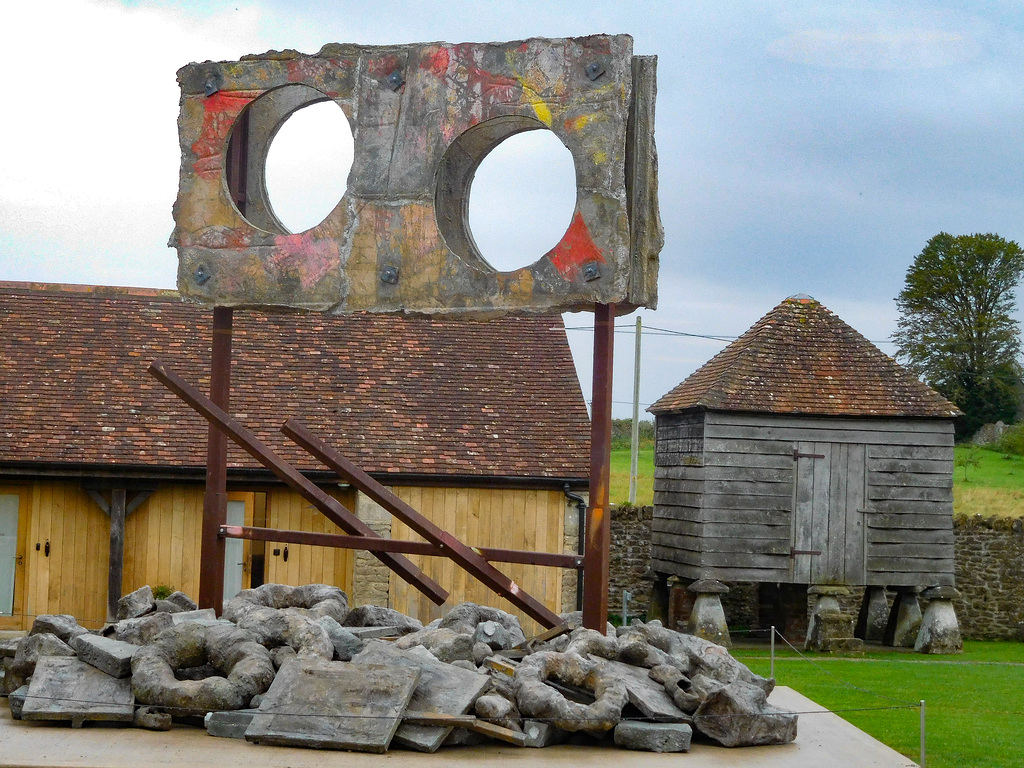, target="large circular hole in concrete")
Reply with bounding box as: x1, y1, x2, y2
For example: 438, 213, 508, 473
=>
468, 129, 577, 272
264, 100, 354, 234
